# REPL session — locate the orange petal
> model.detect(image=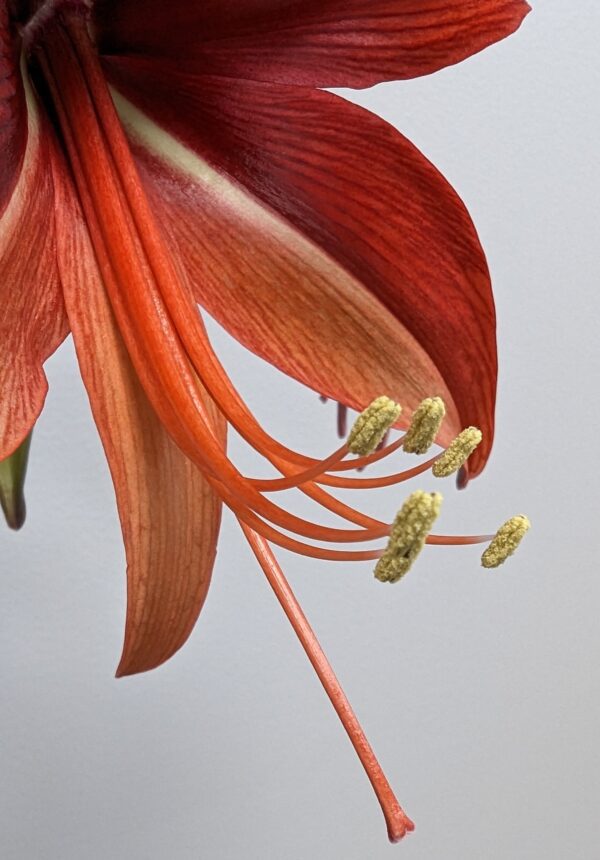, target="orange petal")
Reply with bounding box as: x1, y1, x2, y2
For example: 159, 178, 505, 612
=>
0, 74, 69, 460
48, 145, 226, 676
